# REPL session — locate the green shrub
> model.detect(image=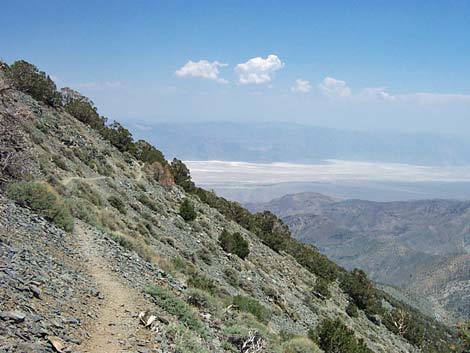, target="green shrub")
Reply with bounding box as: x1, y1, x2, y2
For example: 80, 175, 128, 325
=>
6, 182, 74, 232
187, 289, 218, 312
309, 319, 373, 353
281, 337, 322, 353
166, 323, 209, 353
61, 87, 105, 130
232, 295, 271, 323
224, 267, 240, 288
340, 269, 377, 311
219, 230, 250, 259
171, 158, 196, 192
313, 277, 331, 300
144, 285, 204, 334
179, 198, 196, 221
66, 197, 98, 226
134, 140, 166, 165
187, 272, 218, 295
108, 195, 127, 214
8, 60, 61, 106
138, 193, 158, 211
346, 302, 359, 318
